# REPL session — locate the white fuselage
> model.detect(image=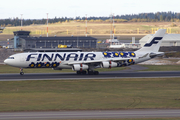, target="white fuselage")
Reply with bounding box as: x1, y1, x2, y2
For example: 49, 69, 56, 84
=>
4, 51, 151, 70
